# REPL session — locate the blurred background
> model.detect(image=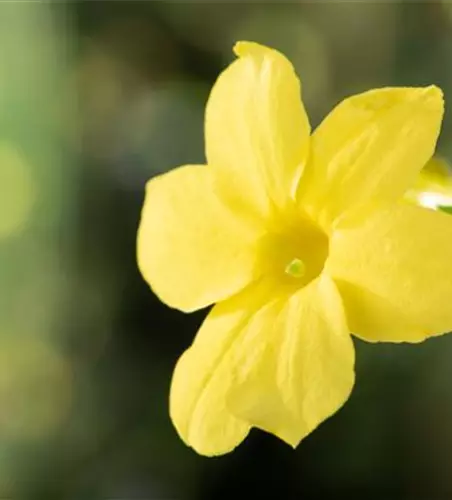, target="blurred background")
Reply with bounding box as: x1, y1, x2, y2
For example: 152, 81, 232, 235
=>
2, 1, 452, 499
